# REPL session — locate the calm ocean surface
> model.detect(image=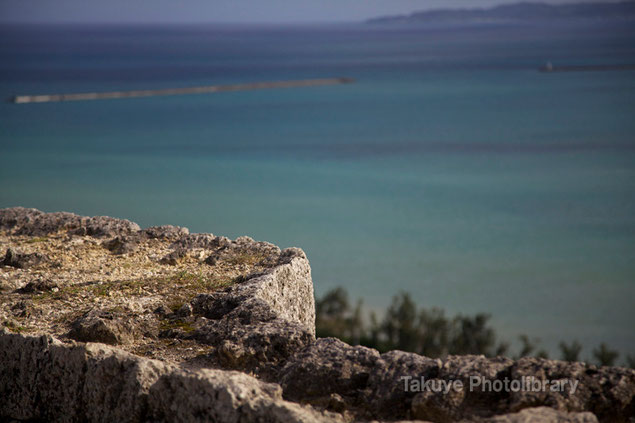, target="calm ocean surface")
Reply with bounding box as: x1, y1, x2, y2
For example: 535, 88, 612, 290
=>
1, 22, 634, 358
